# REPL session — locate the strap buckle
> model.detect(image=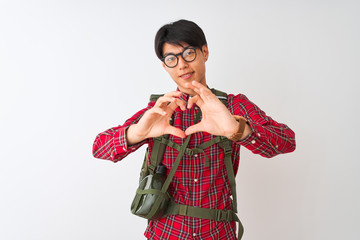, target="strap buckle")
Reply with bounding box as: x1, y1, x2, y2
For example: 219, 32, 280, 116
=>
224, 147, 232, 155
216, 210, 231, 221
219, 139, 232, 153
186, 149, 194, 156
179, 205, 188, 216
148, 165, 156, 173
